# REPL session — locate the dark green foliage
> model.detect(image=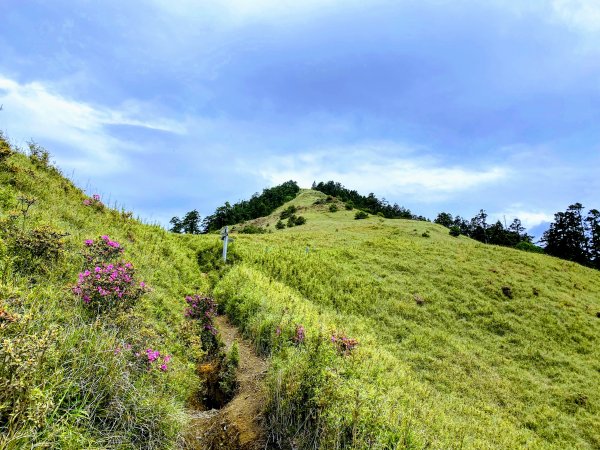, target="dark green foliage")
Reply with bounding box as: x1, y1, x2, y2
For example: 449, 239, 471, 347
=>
438, 210, 532, 249
169, 216, 183, 233
434, 212, 454, 228
542, 203, 599, 269
275, 220, 286, 230
239, 224, 266, 234
449, 226, 461, 237
280, 205, 297, 219
328, 204, 338, 213
170, 210, 201, 234
313, 181, 420, 220
515, 241, 544, 253
286, 215, 307, 227
202, 181, 300, 232
586, 209, 600, 269
355, 211, 369, 220
422, 231, 430, 238
344, 202, 354, 210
